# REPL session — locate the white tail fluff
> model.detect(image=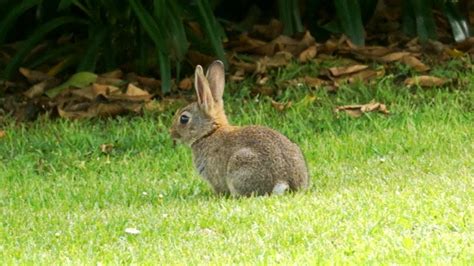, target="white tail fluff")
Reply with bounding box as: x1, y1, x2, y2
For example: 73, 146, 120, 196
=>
272, 182, 289, 195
